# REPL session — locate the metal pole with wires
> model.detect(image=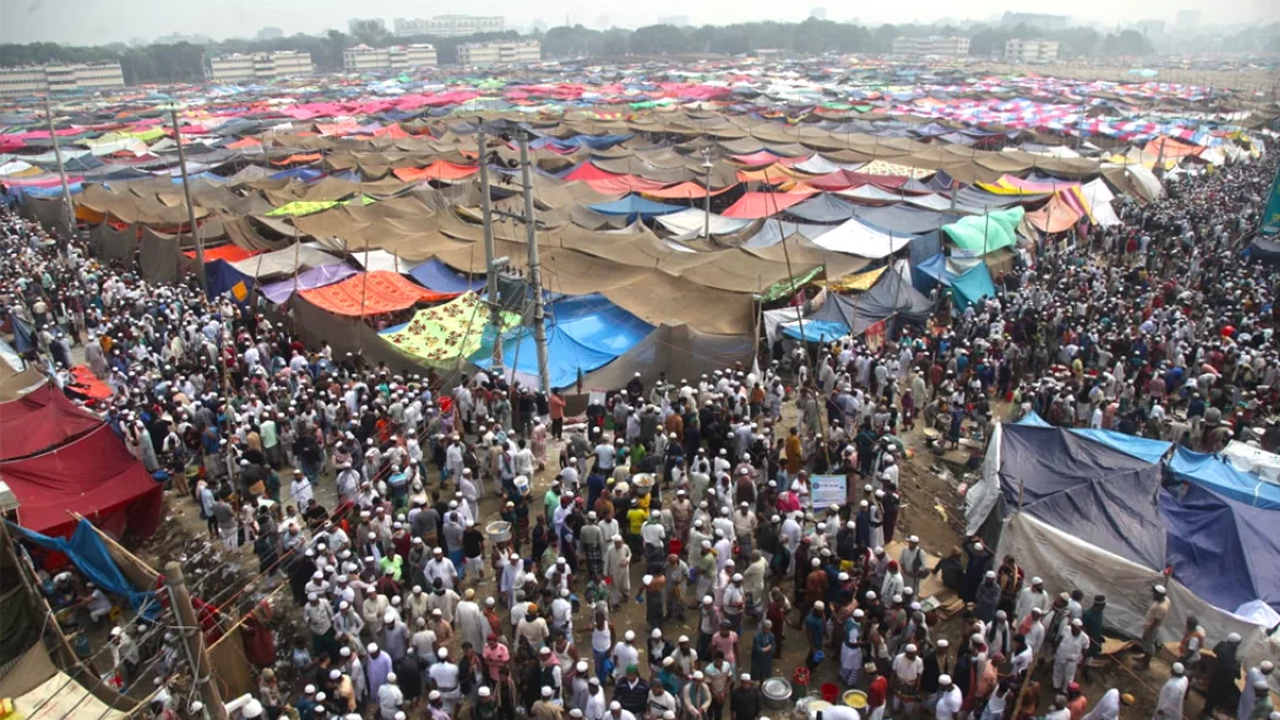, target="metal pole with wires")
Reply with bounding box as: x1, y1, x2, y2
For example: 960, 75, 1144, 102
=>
518, 132, 550, 393
478, 123, 505, 373
171, 107, 205, 290
43, 94, 76, 245
165, 561, 228, 720
702, 149, 714, 241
